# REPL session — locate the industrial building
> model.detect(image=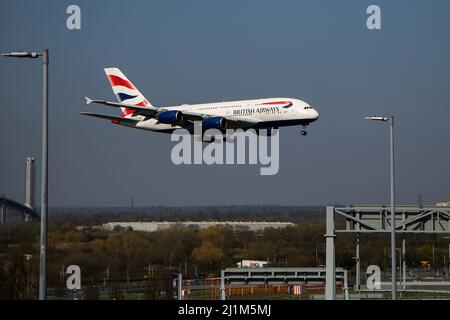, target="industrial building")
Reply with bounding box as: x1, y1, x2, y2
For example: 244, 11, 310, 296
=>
1, 157, 38, 225
102, 221, 294, 232
25, 157, 35, 209
436, 201, 450, 207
